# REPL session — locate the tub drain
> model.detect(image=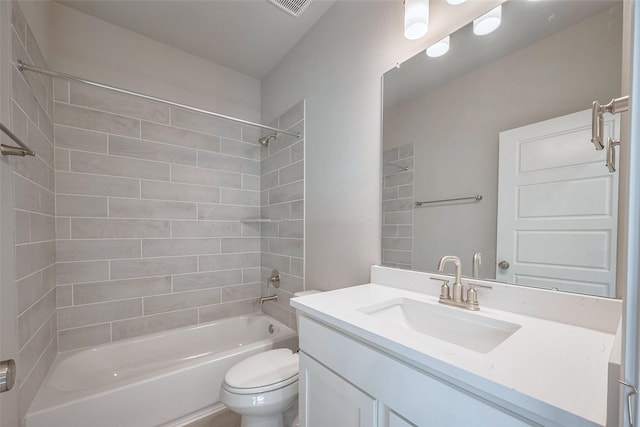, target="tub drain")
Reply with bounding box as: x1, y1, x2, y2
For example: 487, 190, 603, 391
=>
268, 324, 275, 334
